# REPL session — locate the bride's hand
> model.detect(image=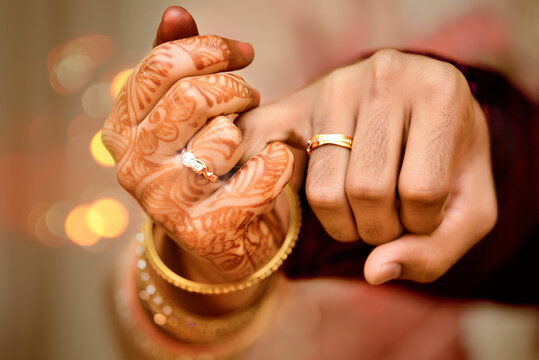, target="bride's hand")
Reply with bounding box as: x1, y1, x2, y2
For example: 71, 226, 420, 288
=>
102, 28, 294, 282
